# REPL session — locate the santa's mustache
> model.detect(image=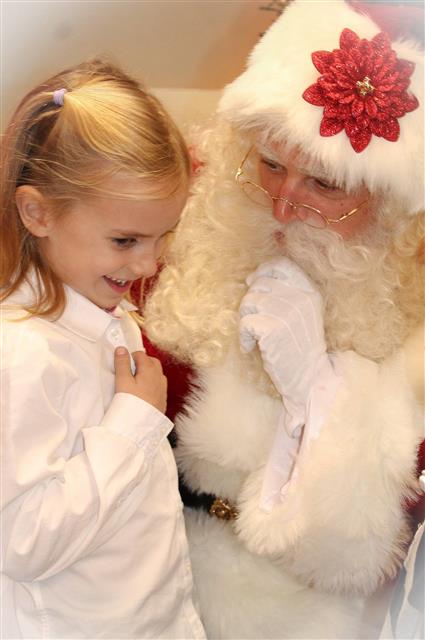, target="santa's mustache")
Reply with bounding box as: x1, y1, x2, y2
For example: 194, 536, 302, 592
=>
277, 221, 380, 288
